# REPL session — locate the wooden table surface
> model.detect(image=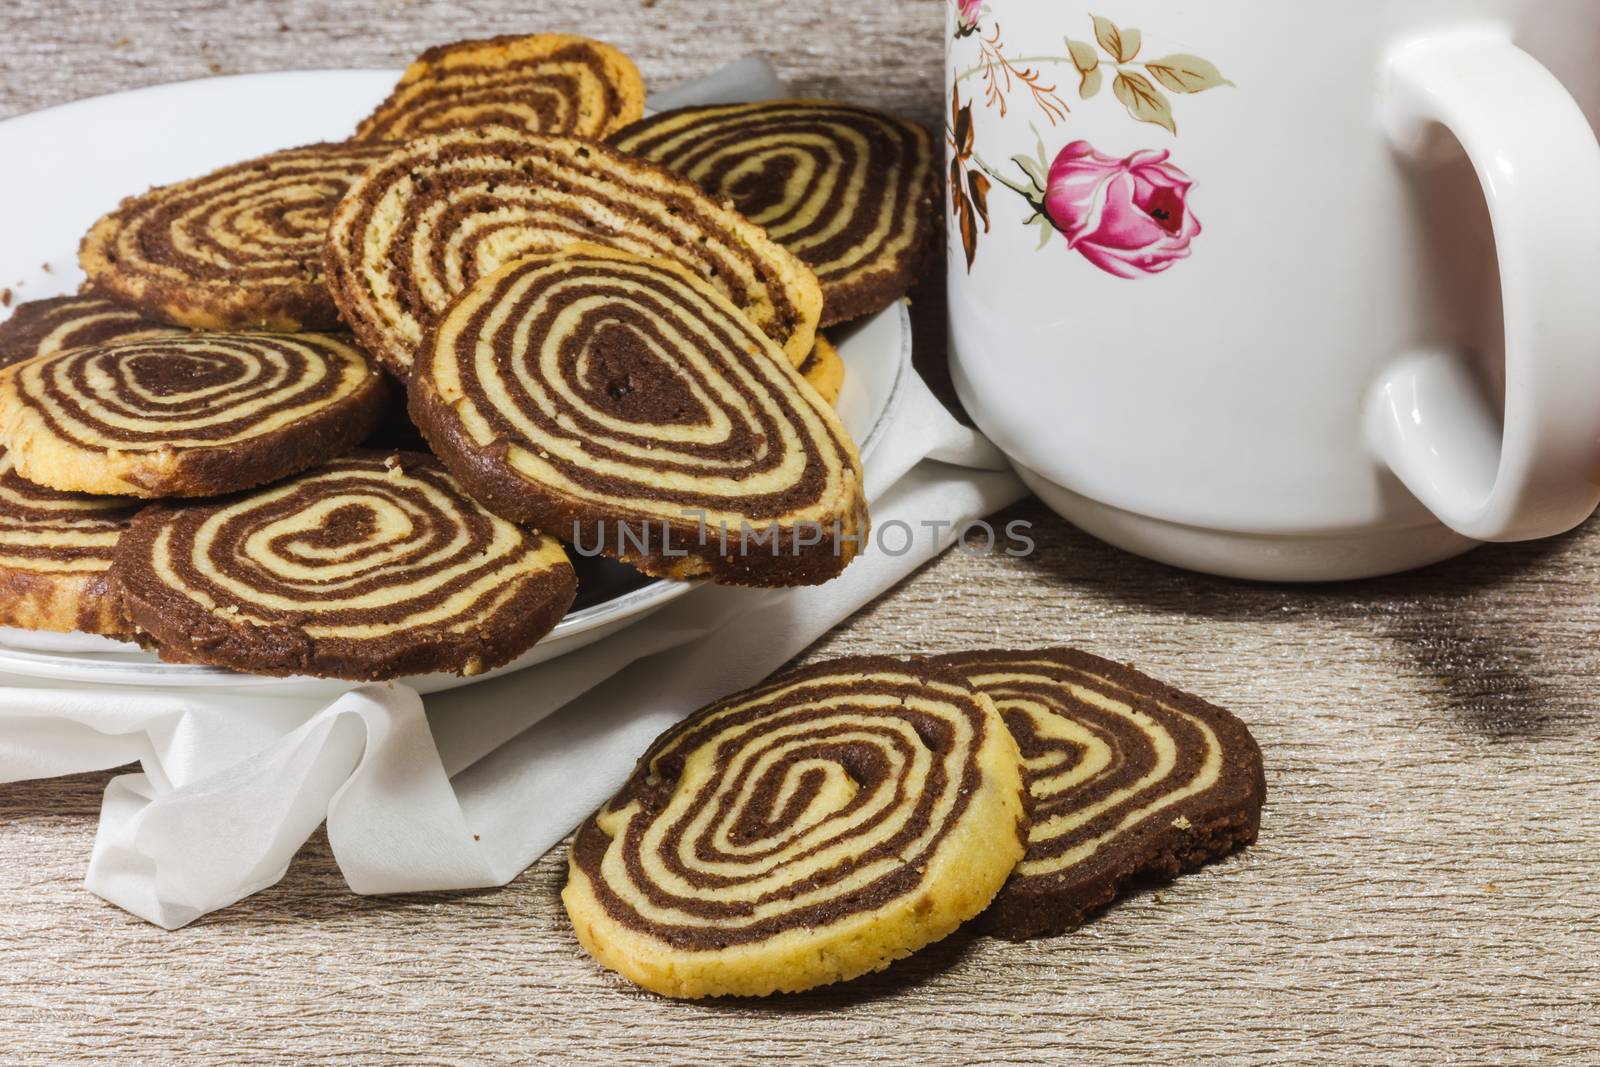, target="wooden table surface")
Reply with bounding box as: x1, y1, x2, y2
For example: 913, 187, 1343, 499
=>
2, 2, 1598, 1063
